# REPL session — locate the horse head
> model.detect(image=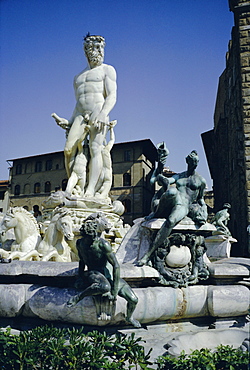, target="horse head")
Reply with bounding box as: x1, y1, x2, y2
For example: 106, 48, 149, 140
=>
53, 209, 74, 241
0, 210, 17, 236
